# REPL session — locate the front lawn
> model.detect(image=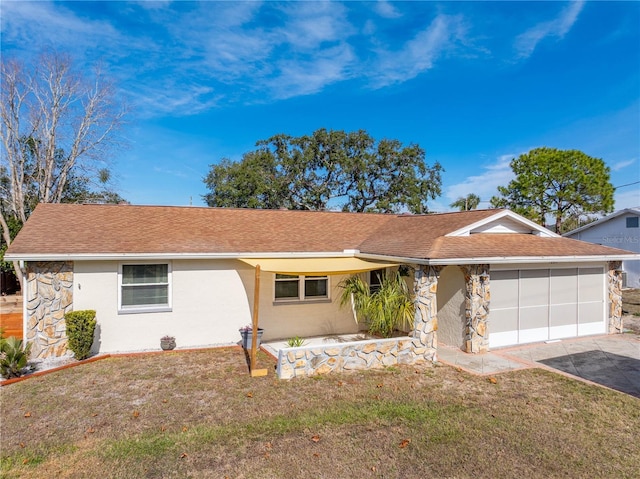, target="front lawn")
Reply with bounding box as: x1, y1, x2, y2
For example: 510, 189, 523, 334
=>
1, 347, 638, 478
